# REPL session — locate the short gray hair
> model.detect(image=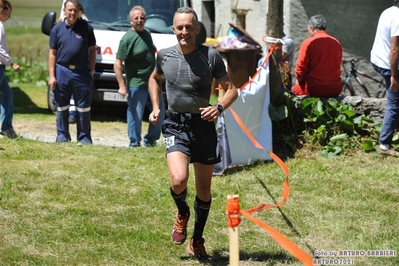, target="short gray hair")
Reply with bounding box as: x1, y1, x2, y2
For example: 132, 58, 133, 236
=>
308, 14, 326, 31
174, 7, 198, 25
130, 5, 146, 18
